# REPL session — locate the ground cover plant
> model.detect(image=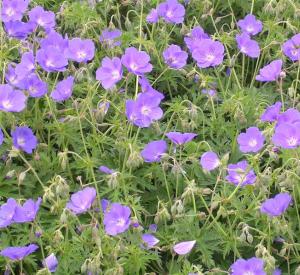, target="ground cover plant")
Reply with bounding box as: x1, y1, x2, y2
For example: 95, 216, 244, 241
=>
1, 0, 300, 274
